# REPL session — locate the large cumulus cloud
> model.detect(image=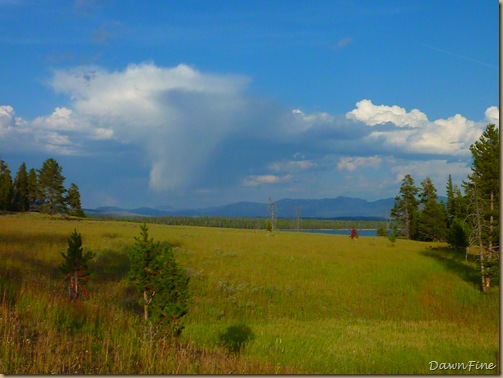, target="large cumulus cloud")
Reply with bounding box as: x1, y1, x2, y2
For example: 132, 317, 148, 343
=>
346, 99, 428, 127
0, 63, 498, 202
345, 99, 496, 157
49, 62, 254, 191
